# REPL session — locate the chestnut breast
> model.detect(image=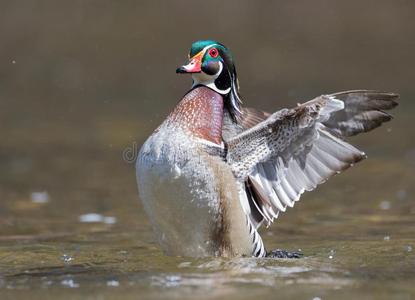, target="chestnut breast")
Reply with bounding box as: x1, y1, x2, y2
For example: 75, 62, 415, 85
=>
167, 86, 224, 145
